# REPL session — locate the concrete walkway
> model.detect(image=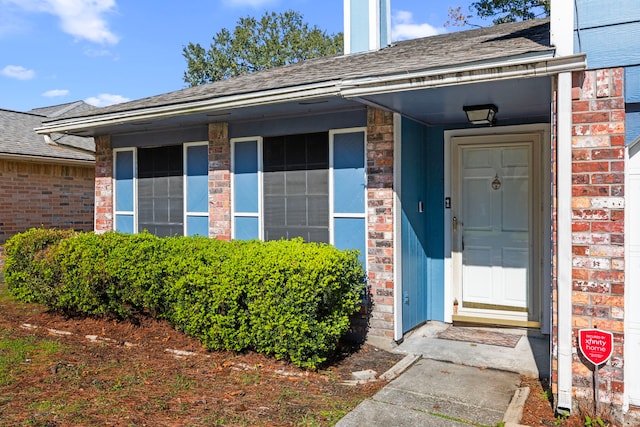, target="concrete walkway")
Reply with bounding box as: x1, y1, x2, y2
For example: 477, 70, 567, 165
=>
337, 322, 549, 427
